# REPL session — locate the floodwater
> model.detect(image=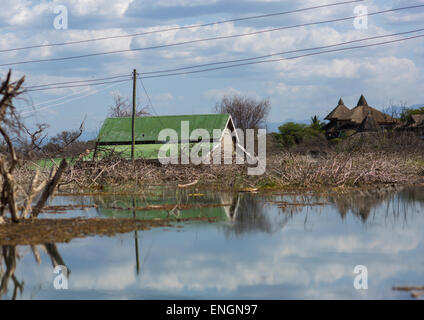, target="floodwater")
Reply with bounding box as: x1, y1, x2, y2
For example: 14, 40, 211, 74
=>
1, 186, 424, 300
